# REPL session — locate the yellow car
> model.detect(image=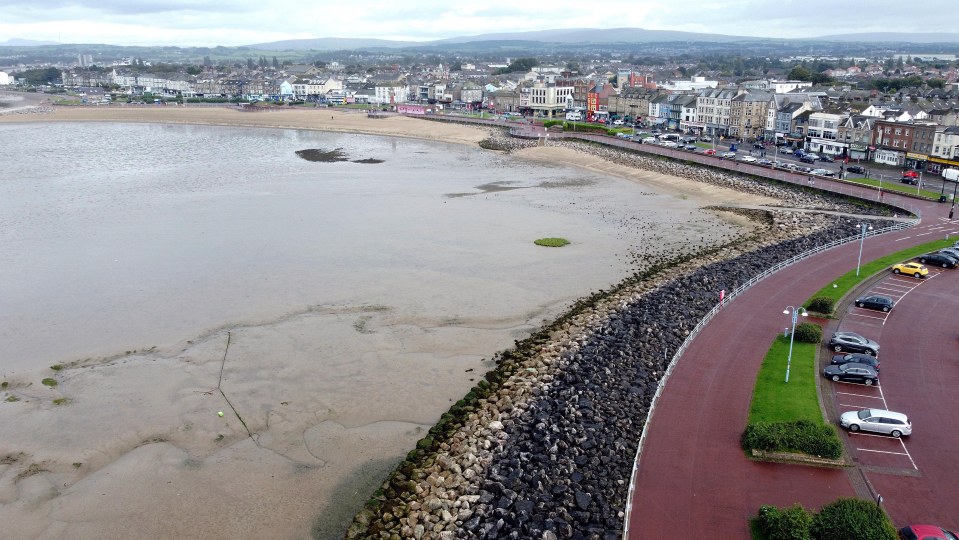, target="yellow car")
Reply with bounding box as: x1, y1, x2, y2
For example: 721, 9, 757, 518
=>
892, 262, 928, 278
